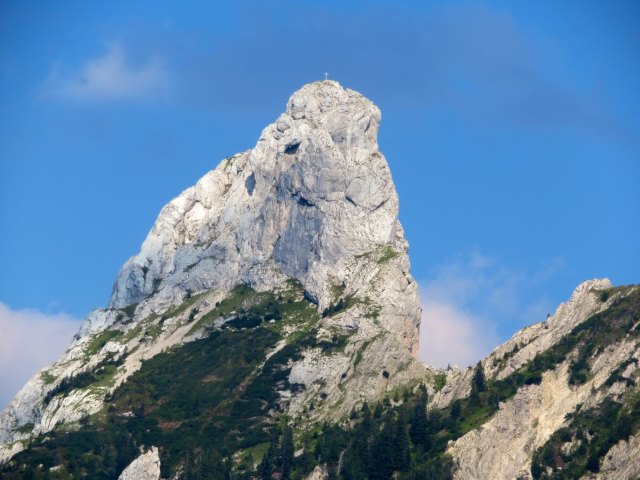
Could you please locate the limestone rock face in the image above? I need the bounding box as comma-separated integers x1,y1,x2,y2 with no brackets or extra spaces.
445,283,640,480
109,80,411,321
431,279,612,409
118,447,161,480
0,80,422,459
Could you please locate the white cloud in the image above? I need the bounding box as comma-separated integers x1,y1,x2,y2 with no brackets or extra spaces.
418,252,564,369
0,303,79,408
41,43,169,102
419,300,499,369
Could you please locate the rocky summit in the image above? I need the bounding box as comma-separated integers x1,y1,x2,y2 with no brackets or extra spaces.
1,82,639,480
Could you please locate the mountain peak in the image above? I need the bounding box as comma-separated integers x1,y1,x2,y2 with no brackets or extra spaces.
108,81,405,318
1,83,424,462
287,79,377,117
283,80,381,156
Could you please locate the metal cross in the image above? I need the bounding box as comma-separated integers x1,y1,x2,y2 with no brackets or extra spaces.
324,72,329,81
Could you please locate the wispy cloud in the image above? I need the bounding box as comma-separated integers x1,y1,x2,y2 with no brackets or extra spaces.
0,303,79,409
40,42,169,102
419,299,499,370
418,252,564,368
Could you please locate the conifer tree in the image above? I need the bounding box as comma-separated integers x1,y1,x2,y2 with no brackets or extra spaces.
362,402,373,437
281,424,295,479
259,432,278,480
472,361,487,393
393,413,411,471
469,361,487,407
369,419,395,480
410,385,429,447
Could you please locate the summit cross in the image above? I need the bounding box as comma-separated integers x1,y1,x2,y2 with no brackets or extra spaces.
324,72,329,80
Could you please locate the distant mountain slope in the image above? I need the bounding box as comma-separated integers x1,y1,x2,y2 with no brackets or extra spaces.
443,281,640,479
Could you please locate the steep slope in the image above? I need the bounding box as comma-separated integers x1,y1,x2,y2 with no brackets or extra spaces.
241,281,638,480
441,281,640,479
0,81,426,469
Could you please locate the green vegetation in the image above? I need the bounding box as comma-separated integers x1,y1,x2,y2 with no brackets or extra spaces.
3,285,638,479
44,354,124,405
531,395,640,478
321,295,356,317
329,281,346,303
15,423,34,434
40,371,56,385
353,244,399,265
256,386,454,480
2,283,321,479
187,283,312,335
377,245,400,264
433,373,447,392
121,303,138,318
363,304,382,320
599,288,613,302
85,330,123,357
162,291,207,321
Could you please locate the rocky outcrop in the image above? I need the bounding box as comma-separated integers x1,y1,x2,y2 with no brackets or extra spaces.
118,447,161,480
4,79,636,478
447,284,640,480
583,432,640,480
305,465,329,480
432,279,612,409
110,80,417,326
0,80,423,459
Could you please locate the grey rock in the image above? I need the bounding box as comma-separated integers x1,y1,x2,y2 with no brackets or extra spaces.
431,279,612,409
118,447,161,480
447,284,640,480
583,432,640,480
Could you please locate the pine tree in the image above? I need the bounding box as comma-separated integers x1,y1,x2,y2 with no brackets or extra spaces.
362,402,373,438
410,386,429,447
469,361,487,407
369,419,395,480
393,413,411,471
200,448,225,480
297,432,315,474
530,453,543,480
450,400,462,418
472,361,487,393
586,449,601,473
281,425,295,480
259,433,278,480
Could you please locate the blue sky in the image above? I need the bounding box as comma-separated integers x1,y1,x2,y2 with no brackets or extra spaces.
0,1,638,402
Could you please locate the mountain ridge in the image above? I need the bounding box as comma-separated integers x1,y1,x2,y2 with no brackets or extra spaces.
1,82,639,480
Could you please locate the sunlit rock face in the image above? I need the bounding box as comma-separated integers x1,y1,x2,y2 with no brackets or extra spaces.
118,447,161,480
110,80,415,322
